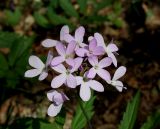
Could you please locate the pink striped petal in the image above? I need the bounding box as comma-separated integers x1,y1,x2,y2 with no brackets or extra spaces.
94,33,105,47
108,53,117,67
25,69,41,78
47,90,59,102
107,43,118,52
29,56,44,69
38,71,48,81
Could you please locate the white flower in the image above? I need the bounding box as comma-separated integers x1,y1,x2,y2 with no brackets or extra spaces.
41,25,69,47
24,51,53,80
108,66,127,92
76,76,104,101
47,90,69,117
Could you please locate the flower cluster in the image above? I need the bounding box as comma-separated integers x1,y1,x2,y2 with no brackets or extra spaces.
24,25,126,117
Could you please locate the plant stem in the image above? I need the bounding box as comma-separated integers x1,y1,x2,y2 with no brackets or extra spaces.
77,95,93,129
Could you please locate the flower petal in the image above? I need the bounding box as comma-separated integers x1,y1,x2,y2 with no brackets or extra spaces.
45,51,53,67
29,56,44,69
112,66,126,81
64,34,74,43
60,25,69,41
106,43,118,52
76,48,88,57
25,69,41,78
80,83,91,101
112,81,123,92
47,104,62,117
75,26,85,43
51,56,65,66
38,71,48,81
76,76,83,85
87,80,104,92
97,69,111,82
92,46,105,56
41,39,57,48
89,38,97,51
51,74,66,88
87,67,96,79
52,64,66,73
88,56,98,66
70,57,83,72
108,53,117,67
66,40,76,54
56,43,66,56
66,74,77,88
98,57,112,68
47,90,59,101
94,33,105,47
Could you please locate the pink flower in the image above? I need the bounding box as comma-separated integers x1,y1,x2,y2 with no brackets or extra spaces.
41,25,69,47
87,56,112,82
108,66,126,92
51,58,82,88
51,41,76,66
92,33,118,67
76,76,104,101
24,51,53,80
64,26,87,48
76,38,104,57
47,90,69,117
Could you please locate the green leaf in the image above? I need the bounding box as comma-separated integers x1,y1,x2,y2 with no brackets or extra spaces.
0,53,9,77
47,7,71,25
34,12,50,28
0,31,20,48
8,36,34,66
8,118,63,129
49,0,59,8
77,0,87,14
59,0,79,17
140,110,160,129
71,96,96,129
119,91,140,129
4,8,21,26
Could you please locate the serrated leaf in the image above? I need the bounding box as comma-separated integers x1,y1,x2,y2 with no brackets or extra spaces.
47,7,71,25
119,91,140,129
4,8,21,26
71,96,95,129
140,110,160,129
34,12,50,28
59,0,79,17
77,0,87,14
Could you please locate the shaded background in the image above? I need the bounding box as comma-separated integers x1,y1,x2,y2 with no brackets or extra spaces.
0,0,160,129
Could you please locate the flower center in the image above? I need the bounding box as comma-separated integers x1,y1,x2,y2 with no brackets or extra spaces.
94,65,99,70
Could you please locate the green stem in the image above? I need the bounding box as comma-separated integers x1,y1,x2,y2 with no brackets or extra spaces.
77,95,93,129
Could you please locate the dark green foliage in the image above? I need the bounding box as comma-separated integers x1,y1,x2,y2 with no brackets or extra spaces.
7,118,63,129
119,91,141,129
71,96,96,129
140,110,160,129
77,0,87,14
